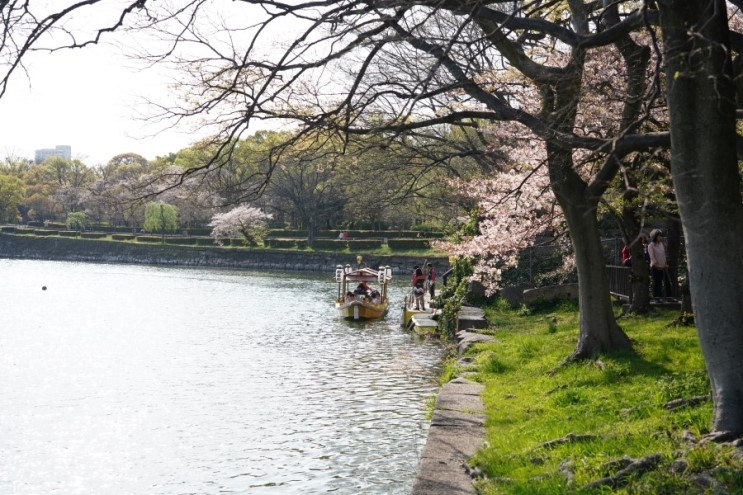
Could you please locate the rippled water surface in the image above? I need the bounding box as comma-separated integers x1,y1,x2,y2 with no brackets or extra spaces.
0,259,443,494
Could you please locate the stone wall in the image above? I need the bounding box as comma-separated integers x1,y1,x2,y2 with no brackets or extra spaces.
522,283,579,304
0,233,447,274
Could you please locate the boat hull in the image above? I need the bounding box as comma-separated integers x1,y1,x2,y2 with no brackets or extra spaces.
336,299,388,320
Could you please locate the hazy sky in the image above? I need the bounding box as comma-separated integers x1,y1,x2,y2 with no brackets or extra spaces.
0,2,312,167
0,39,206,167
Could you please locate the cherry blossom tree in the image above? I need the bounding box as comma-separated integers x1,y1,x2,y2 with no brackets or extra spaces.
208,205,271,246
435,165,564,295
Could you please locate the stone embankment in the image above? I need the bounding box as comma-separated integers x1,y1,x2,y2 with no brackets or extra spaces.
0,233,446,274
412,306,495,495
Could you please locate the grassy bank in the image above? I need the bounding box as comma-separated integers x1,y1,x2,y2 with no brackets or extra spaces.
456,299,743,494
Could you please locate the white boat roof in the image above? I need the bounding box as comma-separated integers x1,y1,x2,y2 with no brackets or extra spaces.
341,266,392,281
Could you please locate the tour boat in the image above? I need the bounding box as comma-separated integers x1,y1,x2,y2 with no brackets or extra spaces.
334,264,392,320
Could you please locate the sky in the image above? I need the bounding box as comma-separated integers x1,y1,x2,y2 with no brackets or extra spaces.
0,40,204,167
0,2,313,168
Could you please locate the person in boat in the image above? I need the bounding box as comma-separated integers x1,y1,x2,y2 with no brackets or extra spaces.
369,289,381,304
345,291,355,302
412,267,426,310
354,280,371,297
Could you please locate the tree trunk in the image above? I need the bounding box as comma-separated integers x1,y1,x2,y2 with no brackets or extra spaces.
622,203,651,313
561,198,634,359
549,150,633,359
658,0,743,437
665,217,682,298
678,277,694,325
306,220,316,248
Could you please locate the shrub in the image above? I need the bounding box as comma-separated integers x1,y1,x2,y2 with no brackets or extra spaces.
317,230,444,239
58,231,79,237
347,239,382,250
318,230,382,239
265,238,299,248
33,229,58,236
1,226,17,233
312,239,351,250
135,235,162,243
80,232,108,239
163,237,197,245
268,229,307,238
194,237,218,246
111,234,135,241
93,225,140,233
186,228,212,236
387,238,431,250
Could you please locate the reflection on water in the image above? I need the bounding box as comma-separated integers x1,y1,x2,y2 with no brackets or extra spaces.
0,259,442,494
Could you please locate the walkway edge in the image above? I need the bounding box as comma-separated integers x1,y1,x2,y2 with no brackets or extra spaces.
412,376,485,494
413,321,495,495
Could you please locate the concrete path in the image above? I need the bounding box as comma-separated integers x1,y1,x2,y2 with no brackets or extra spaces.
412,376,485,494
412,308,495,495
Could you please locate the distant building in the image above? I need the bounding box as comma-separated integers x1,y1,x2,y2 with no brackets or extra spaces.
34,145,72,164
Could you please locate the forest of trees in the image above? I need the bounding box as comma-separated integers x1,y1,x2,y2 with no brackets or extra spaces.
1,1,743,439
0,130,479,237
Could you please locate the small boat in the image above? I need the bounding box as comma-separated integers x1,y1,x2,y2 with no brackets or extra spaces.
335,264,392,320
401,283,439,334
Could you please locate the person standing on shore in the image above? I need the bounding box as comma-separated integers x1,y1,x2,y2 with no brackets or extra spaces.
412,267,427,310
621,239,631,267
426,262,436,299
648,229,669,301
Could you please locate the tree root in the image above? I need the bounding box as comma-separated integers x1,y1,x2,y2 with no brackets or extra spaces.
664,395,709,410
549,355,606,376
702,430,743,444
667,312,695,327
540,432,599,449
581,453,662,490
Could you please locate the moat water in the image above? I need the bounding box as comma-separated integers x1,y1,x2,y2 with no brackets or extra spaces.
0,259,443,494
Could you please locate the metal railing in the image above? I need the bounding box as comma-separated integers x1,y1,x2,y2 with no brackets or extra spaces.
606,265,632,301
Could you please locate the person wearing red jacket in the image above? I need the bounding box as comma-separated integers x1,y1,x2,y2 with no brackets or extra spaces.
620,240,631,267
411,267,426,310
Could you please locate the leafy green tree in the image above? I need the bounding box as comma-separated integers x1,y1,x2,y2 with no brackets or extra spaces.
66,211,86,231
0,173,25,222
143,202,178,235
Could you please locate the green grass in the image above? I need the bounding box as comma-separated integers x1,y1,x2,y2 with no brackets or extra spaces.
454,299,742,494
